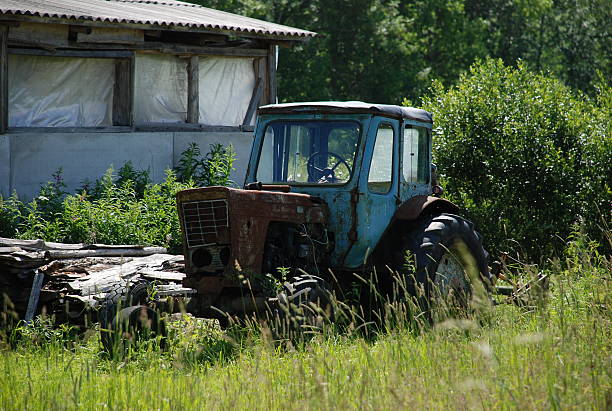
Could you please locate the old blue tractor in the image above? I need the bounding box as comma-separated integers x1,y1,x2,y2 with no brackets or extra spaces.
176,102,493,321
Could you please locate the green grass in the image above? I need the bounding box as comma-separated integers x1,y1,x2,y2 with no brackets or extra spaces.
1,237,610,410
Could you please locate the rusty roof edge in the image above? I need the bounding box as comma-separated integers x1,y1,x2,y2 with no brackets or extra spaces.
0,11,317,41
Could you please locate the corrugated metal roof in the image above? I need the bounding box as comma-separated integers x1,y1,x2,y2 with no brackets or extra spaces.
0,0,316,40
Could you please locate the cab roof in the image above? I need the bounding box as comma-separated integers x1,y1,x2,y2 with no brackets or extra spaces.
258,101,432,123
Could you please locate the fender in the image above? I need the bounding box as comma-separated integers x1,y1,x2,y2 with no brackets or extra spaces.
393,195,459,221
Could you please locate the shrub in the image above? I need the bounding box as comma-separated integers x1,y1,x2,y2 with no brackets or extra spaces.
422,59,611,260
0,142,237,252
175,142,236,187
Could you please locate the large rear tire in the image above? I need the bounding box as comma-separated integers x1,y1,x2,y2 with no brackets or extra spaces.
399,213,492,319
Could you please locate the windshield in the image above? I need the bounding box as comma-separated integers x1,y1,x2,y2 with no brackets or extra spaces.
255,121,360,184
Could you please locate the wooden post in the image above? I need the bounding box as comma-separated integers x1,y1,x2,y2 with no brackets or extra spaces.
242,77,264,126
0,26,8,134
257,57,267,105
113,57,133,126
25,271,44,324
187,55,199,124
267,45,277,104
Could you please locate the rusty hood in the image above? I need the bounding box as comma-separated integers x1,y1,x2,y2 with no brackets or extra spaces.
176,186,328,276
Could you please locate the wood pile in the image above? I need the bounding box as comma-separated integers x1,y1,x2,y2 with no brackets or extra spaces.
0,238,190,324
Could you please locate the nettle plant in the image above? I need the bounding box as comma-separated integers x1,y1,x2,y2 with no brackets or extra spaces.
175,142,237,187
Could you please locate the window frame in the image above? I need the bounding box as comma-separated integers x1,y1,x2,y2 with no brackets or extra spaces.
367,121,396,195
401,122,431,185
1,46,271,134
254,119,363,187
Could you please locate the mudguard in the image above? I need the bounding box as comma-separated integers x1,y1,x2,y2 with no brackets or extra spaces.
394,195,459,221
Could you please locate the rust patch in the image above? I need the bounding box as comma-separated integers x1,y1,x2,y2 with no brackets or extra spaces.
177,186,329,285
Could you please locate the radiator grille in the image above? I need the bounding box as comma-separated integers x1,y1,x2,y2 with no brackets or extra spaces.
182,199,228,247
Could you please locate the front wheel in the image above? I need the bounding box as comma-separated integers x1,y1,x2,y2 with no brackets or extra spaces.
400,213,492,319
268,275,334,342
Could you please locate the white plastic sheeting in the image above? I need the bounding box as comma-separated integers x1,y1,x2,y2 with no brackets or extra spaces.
198,56,255,126
8,55,114,127
134,53,187,123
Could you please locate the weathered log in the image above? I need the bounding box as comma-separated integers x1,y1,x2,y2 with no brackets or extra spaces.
67,254,178,296
139,270,185,282
47,247,167,259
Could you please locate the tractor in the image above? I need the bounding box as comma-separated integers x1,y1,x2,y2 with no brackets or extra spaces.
176,101,493,324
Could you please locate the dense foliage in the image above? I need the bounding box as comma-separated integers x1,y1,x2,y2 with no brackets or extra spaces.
196,0,610,103
423,59,611,259
0,143,236,253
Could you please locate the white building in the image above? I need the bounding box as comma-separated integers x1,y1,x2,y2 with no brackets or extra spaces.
0,0,315,198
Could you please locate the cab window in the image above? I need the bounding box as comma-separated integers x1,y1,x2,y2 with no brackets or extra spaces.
402,126,429,183
368,123,395,194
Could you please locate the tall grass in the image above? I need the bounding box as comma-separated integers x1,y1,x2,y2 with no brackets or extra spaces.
1,230,609,410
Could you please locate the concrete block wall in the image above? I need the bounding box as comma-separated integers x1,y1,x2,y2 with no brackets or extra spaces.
0,131,254,199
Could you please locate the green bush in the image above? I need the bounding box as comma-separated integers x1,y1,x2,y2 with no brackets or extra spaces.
0,142,238,253
422,59,611,260
13,170,194,253
175,142,236,187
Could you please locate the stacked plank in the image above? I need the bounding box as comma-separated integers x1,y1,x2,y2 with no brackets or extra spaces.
0,238,189,322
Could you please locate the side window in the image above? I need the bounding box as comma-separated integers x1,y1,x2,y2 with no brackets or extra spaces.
402,126,429,183
368,123,394,194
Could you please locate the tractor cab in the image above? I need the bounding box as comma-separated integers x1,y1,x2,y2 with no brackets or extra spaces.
245,101,436,269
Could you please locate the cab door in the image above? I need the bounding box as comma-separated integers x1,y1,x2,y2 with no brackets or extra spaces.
344,117,399,268
399,122,432,202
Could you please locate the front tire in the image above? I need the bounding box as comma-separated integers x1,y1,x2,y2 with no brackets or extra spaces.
268,275,334,342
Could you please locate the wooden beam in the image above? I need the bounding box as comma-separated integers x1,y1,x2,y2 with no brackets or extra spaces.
113,58,133,126
8,48,132,58
243,77,263,126
0,26,8,134
0,21,20,28
187,55,199,124
8,126,133,133
267,45,277,104
8,37,268,56
7,124,249,133
69,25,92,35
152,43,267,57
135,124,243,132
257,57,268,106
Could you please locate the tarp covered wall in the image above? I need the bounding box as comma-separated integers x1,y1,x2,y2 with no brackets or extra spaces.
198,56,255,126
134,53,188,123
133,53,255,126
8,55,114,127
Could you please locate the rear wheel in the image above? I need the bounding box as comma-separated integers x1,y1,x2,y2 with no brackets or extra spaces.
399,213,492,319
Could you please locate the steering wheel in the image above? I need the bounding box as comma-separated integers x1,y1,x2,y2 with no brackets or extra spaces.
306,151,352,183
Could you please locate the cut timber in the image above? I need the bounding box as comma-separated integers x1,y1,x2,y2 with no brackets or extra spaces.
67,253,179,297
140,270,185,282
0,238,186,318
0,238,167,255
47,247,166,259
